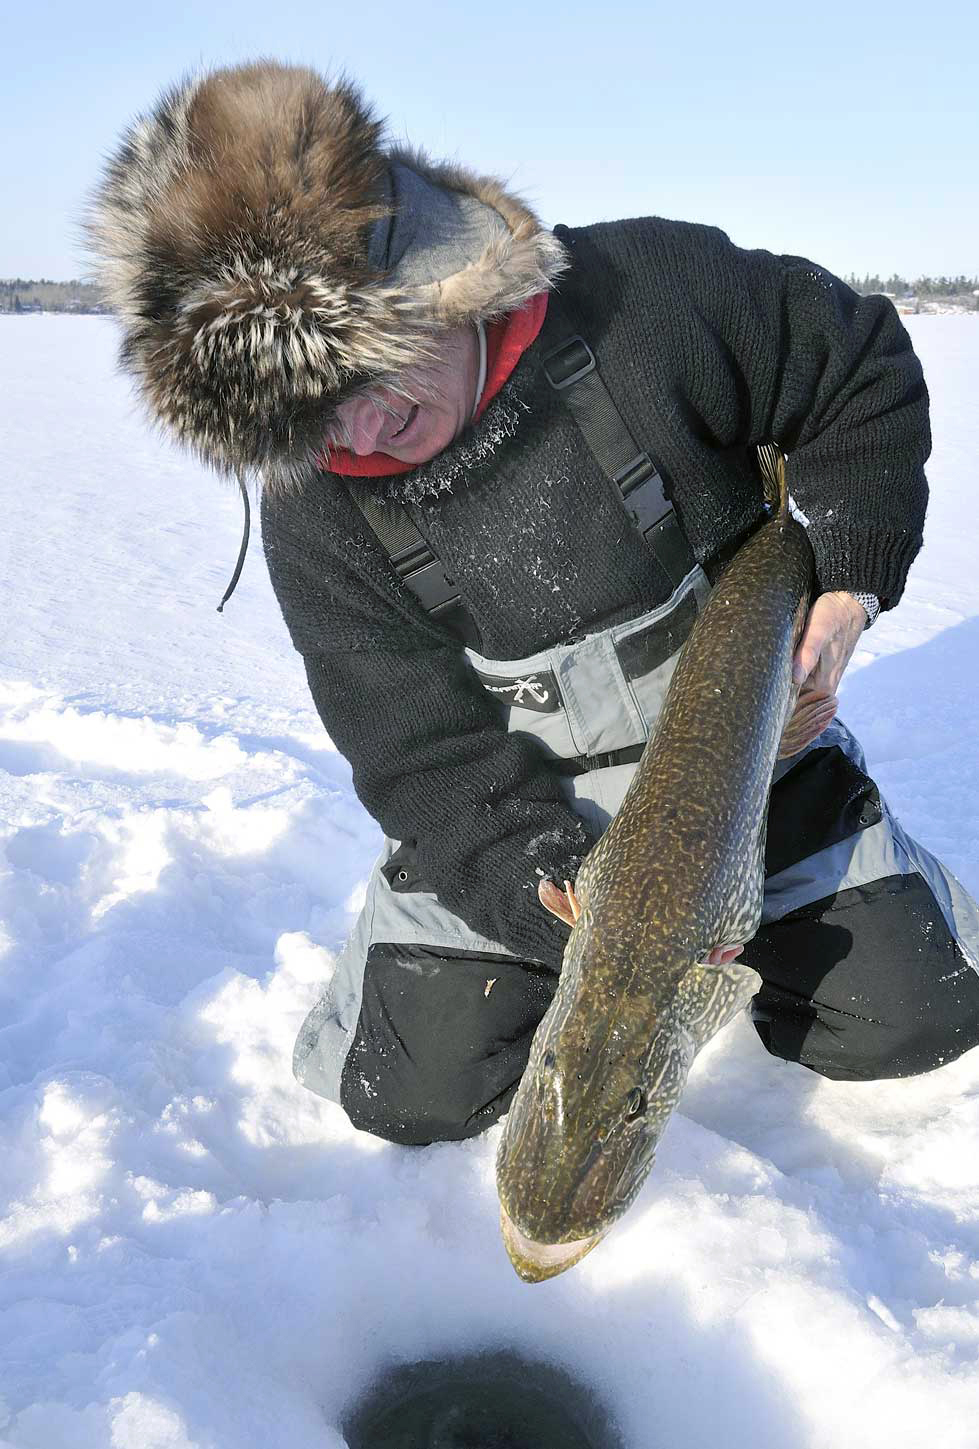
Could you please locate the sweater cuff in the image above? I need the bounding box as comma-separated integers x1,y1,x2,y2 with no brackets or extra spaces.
806,522,922,613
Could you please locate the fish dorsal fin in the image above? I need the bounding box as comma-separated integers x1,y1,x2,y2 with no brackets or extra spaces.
757,442,788,520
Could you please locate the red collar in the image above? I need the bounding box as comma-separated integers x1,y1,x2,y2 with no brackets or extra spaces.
317,292,549,477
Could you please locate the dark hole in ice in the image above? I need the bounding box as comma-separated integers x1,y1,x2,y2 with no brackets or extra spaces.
342,1349,624,1449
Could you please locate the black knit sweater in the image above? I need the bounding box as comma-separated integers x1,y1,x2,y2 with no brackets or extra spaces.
261,216,930,971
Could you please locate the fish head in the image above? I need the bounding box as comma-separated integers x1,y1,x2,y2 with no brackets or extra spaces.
497,916,688,1281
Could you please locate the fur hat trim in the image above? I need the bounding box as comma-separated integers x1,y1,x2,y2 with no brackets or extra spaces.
82,60,567,489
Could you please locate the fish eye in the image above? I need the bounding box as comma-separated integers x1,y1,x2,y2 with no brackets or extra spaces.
625,1087,646,1121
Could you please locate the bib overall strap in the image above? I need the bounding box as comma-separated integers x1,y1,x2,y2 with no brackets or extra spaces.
345,485,483,650
538,293,695,591
344,288,696,644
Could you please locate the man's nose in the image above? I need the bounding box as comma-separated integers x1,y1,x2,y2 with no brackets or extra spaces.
337,394,388,456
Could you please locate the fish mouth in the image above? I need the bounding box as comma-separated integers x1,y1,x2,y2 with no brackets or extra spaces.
499,1205,604,1283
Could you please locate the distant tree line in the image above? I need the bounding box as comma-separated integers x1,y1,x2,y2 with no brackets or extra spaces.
843,273,979,300
0,279,108,314
3,273,977,315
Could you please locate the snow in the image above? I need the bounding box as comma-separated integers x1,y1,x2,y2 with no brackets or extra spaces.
2,314,979,1448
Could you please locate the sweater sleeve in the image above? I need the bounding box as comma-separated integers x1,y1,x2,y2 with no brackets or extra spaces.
618,217,931,611
260,480,593,971
746,246,930,609
570,217,929,611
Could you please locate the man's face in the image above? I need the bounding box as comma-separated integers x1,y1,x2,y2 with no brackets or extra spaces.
331,324,480,465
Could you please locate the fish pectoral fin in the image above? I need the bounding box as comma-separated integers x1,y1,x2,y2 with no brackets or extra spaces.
779,688,838,759
564,879,582,922
537,876,580,927
681,956,762,1046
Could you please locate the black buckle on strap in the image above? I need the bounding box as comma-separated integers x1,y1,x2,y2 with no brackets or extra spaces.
541,335,596,391
552,742,648,776
613,452,657,493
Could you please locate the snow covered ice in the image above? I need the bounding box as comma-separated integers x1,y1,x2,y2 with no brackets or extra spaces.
2,314,979,1448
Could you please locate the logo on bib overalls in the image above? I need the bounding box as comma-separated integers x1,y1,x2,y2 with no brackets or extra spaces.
473,668,560,713
487,677,550,705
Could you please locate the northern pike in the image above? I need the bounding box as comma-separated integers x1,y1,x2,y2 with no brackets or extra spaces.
496,446,832,1282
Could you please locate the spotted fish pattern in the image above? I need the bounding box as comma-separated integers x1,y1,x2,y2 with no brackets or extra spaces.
496,451,814,1279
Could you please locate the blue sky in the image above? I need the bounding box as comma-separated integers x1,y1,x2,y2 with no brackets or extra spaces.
3,0,976,281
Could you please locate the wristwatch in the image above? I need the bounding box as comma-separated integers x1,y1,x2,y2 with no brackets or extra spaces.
848,591,880,629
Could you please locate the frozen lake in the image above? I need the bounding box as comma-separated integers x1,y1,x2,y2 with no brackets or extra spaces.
2,314,979,1449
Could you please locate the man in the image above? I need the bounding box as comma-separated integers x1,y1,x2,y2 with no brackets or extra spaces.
86,59,979,1155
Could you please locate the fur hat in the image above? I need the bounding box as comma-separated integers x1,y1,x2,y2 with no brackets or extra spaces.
82,59,567,490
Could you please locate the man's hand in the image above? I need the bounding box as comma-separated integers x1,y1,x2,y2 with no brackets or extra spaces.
794,590,868,694
780,591,867,757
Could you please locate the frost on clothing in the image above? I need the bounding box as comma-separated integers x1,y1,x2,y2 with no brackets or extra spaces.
262,215,930,971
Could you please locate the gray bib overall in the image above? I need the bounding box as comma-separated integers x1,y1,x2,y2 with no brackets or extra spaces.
294,563,979,1118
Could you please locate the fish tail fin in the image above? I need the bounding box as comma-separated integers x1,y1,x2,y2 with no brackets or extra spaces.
757,442,788,521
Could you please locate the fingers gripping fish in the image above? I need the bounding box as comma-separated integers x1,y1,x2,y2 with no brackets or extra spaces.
495,446,815,1282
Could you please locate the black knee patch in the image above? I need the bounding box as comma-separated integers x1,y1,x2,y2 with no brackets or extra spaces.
339,944,556,1145
766,743,881,877
745,873,979,1081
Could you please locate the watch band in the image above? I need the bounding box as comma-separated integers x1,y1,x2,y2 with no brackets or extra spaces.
849,591,880,628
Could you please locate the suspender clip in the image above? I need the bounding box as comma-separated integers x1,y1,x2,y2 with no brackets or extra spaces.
613,451,657,493
541,335,596,391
